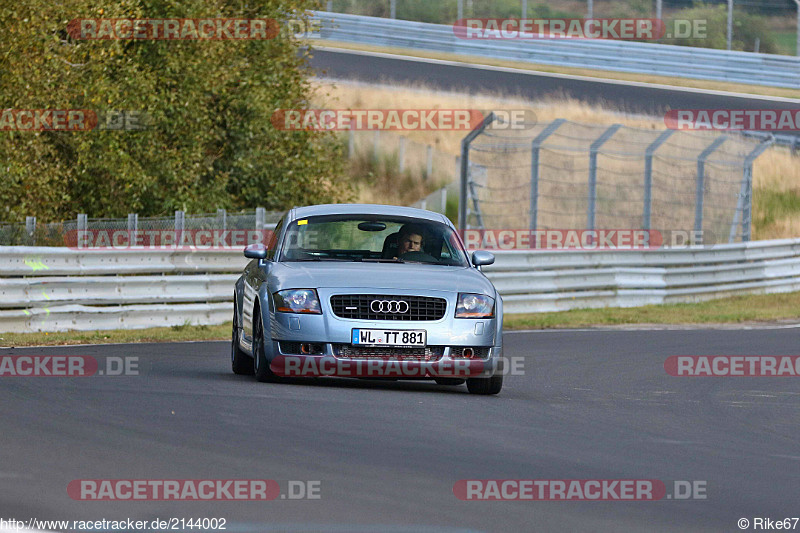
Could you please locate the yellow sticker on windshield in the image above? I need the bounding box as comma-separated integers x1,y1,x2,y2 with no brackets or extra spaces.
297,220,308,225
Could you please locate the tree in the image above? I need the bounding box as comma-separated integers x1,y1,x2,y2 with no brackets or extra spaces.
0,0,352,222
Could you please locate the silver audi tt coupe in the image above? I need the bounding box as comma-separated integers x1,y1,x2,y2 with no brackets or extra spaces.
230,203,503,394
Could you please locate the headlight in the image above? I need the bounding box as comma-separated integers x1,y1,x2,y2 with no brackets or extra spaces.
455,293,494,318
273,289,322,314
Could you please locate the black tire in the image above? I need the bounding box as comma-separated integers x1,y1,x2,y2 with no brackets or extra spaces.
435,378,466,386
253,309,279,383
231,303,254,375
466,374,503,395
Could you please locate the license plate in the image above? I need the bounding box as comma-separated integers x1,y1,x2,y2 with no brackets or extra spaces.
351,329,426,347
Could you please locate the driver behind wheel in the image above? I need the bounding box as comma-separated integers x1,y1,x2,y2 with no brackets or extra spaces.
395,223,425,258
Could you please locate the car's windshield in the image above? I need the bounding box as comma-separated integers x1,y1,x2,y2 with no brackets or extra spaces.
279,215,469,266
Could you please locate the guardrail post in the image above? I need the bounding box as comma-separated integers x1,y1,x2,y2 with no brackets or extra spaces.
441,186,447,214
588,124,622,232
326,0,332,11
217,208,227,231
459,113,495,231
255,207,266,230
457,0,463,19
530,119,566,233
696,135,727,242
390,0,396,18
398,136,406,173
730,137,774,242
372,130,380,163
643,130,674,230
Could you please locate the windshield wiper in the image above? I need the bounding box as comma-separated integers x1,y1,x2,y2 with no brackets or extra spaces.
288,257,353,262
362,258,404,263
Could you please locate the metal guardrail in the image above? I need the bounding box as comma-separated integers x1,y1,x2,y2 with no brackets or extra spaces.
2,238,800,332
312,11,800,90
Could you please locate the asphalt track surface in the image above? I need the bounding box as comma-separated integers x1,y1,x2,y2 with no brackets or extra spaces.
2,327,800,532
309,48,800,119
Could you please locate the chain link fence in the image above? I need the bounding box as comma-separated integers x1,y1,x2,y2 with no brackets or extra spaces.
460,118,775,243
0,209,283,247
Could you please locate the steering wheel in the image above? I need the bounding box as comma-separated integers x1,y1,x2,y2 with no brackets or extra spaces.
398,251,438,263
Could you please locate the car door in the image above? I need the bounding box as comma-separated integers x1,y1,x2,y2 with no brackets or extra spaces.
242,216,284,341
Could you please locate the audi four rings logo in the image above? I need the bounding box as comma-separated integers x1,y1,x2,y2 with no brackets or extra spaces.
370,300,410,313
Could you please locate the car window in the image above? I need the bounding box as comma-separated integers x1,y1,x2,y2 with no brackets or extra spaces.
265,217,283,260
280,215,469,266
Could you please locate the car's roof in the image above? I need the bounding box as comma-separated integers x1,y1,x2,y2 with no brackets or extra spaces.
289,203,450,225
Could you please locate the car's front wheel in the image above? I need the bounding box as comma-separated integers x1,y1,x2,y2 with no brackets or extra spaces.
253,308,279,383
231,302,254,375
466,374,503,395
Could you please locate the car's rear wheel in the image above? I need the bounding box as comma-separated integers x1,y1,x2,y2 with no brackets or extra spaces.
435,378,466,386
231,303,254,375
253,309,279,383
466,374,503,395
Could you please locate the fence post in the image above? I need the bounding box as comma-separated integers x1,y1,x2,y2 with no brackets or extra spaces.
459,113,495,231
372,130,380,164
588,124,622,232
398,136,406,173
348,130,355,159
696,136,727,242
255,207,266,230
217,208,227,231
77,214,88,249
127,213,138,245
530,119,566,234
174,210,185,236
643,130,674,230
25,216,36,246
730,137,774,242
425,145,433,181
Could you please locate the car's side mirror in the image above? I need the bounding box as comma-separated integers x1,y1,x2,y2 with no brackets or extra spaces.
471,250,495,267
244,243,268,260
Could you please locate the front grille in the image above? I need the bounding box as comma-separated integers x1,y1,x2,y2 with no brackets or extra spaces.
330,294,447,321
333,344,444,361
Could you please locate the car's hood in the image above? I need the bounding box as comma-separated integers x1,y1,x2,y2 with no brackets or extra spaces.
270,262,495,295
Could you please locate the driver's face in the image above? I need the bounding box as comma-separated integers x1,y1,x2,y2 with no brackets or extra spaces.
398,233,422,255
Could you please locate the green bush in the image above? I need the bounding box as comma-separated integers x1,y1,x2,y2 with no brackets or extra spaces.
664,4,778,53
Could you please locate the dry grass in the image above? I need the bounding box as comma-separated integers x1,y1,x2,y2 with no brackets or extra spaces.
310,79,800,238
